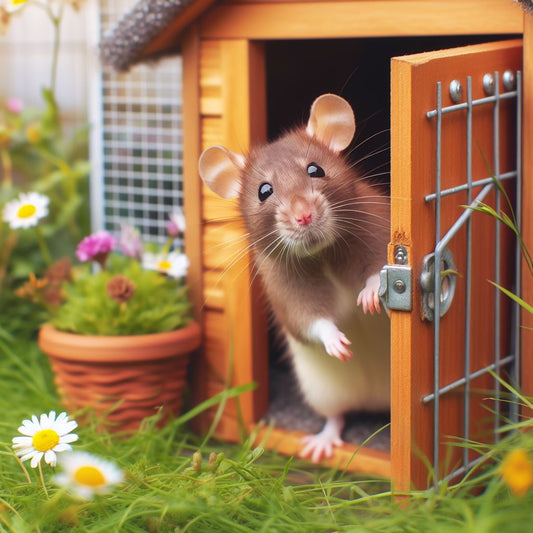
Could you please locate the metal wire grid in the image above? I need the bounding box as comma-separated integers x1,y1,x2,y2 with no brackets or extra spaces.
424,71,522,484
94,0,184,245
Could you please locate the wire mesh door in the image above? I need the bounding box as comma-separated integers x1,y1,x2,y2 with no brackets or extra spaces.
390,39,523,490
423,69,522,484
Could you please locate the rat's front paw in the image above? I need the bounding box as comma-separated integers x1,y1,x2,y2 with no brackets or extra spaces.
309,319,352,361
323,330,352,362
357,273,381,314
300,416,344,463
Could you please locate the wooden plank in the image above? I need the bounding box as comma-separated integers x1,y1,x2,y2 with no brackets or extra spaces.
203,222,249,271
141,0,218,59
200,41,223,116
203,269,226,309
391,39,522,490
203,187,242,222
194,39,269,436
217,39,269,427
182,25,204,322
200,0,523,40
201,117,223,150
254,426,392,477
522,14,533,400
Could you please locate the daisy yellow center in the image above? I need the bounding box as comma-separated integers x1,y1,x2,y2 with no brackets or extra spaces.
32,429,60,452
17,204,37,219
73,465,106,487
158,260,171,270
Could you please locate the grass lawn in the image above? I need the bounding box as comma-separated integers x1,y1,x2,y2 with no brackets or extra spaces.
2,301,533,532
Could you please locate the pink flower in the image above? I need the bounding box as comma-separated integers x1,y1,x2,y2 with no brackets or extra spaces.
76,231,116,264
6,97,23,114
118,223,143,260
166,210,186,237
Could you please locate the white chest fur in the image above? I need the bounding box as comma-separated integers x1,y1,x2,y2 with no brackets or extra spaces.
286,269,390,419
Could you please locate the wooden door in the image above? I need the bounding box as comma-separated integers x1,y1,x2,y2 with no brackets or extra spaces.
390,39,523,490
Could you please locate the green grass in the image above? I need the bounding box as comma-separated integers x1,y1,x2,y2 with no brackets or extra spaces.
1,308,533,532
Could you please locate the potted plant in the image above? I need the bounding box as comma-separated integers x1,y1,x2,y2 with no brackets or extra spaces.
10,198,201,432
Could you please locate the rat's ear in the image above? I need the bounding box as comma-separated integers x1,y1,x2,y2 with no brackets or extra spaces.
198,145,245,199
306,94,356,153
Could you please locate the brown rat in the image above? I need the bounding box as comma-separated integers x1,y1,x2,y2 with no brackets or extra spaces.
199,94,390,463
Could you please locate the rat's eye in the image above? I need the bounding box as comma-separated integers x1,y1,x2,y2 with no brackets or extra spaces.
258,182,274,202
307,162,325,178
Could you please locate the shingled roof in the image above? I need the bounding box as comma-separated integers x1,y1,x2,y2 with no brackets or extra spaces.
101,0,532,72
100,0,199,72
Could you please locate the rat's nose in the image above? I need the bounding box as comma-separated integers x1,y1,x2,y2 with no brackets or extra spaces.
296,212,313,226
291,196,313,226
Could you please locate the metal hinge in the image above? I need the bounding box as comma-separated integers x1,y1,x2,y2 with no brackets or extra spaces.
379,245,412,312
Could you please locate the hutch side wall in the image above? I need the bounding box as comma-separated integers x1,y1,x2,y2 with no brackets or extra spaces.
184,33,269,438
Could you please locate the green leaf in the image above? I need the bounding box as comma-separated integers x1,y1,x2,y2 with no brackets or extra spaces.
489,281,533,315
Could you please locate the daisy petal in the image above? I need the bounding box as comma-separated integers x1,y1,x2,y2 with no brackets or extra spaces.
12,443,32,451
18,426,35,437
20,419,37,434
44,450,57,467
12,436,32,446
30,452,44,468
60,433,79,444
77,486,95,500
48,410,56,424
53,443,73,453
19,450,37,462
55,412,68,424
59,420,78,435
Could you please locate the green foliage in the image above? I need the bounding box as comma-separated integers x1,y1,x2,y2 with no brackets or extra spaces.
2,330,533,532
1,0,90,304
51,256,192,336
0,89,90,295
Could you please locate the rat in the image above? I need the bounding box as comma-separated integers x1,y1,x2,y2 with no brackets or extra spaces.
198,93,390,463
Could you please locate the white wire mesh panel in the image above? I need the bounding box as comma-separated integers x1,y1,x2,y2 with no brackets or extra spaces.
97,0,183,245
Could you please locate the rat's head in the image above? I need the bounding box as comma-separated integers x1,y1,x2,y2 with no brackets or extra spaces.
199,94,358,258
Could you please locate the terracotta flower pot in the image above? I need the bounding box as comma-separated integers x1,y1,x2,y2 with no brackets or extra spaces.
38,322,202,432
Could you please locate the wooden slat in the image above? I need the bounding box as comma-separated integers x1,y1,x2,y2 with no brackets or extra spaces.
522,14,533,401
203,269,226,309
203,187,242,222
391,39,522,490
182,25,204,322
193,39,269,437
200,0,523,40
201,117,223,149
200,40,223,116
254,426,392,478
203,222,249,271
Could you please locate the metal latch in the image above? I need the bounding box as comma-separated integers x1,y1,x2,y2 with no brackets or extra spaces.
379,246,412,312
420,246,457,321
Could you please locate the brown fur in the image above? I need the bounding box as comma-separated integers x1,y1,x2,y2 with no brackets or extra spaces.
238,128,390,342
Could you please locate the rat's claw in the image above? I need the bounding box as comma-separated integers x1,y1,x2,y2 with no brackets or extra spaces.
300,416,344,463
301,435,337,463
309,319,353,361
324,331,352,361
357,274,382,315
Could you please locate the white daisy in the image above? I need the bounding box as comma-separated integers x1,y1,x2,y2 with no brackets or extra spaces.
12,410,79,468
53,451,124,500
2,192,49,229
142,251,189,279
